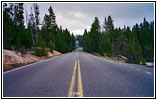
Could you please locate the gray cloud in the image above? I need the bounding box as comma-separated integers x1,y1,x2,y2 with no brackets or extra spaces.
24,3,154,35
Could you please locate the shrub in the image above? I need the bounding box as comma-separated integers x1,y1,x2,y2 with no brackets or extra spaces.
34,46,42,56
98,47,104,56
140,57,146,65
42,48,48,57
48,40,54,53
106,53,112,57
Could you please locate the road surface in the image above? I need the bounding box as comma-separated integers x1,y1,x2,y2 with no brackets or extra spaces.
3,51,154,97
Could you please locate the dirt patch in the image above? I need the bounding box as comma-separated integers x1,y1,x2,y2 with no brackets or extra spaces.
3,63,28,71
3,49,62,72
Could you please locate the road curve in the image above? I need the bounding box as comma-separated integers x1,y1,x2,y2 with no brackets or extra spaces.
3,51,154,97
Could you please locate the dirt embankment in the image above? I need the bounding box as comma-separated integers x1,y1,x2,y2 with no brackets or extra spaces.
3,49,62,71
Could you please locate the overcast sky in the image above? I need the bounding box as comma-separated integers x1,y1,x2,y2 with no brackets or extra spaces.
24,3,154,35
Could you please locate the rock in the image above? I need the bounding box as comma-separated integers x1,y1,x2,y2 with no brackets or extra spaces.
118,55,128,61
145,62,154,66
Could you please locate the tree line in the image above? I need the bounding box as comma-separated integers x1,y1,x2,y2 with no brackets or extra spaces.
80,16,154,64
3,3,76,55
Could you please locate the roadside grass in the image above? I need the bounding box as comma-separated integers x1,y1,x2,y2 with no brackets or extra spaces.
87,52,153,67
100,56,126,63
91,53,126,63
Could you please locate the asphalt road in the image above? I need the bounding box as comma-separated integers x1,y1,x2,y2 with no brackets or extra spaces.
3,51,154,97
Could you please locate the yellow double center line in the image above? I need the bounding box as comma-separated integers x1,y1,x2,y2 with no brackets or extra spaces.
67,59,83,97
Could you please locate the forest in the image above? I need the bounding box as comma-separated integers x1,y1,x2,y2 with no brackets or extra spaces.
3,3,76,56
3,3,154,64
79,16,154,64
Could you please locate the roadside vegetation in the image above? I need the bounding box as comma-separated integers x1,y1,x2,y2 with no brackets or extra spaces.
78,16,154,64
3,3,76,56
3,3,154,65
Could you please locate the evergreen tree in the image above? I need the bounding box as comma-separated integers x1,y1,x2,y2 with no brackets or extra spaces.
103,16,115,54
15,35,22,50
103,33,111,56
3,3,15,49
48,6,56,27
90,17,101,52
82,29,92,52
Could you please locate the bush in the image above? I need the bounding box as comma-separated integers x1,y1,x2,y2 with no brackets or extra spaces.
140,57,146,64
98,47,104,56
106,53,112,57
48,40,54,53
34,46,48,57
34,46,42,56
42,48,48,57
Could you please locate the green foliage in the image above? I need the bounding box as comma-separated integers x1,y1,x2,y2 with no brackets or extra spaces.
82,29,92,52
3,6,15,49
41,6,76,53
3,3,32,50
126,40,142,64
15,35,22,50
82,17,101,53
143,45,154,62
140,57,147,64
34,40,48,57
98,47,104,56
104,16,115,54
103,33,111,55
55,28,75,53
48,40,54,53
3,4,154,64
90,17,101,52
41,40,48,57
21,29,33,48
34,46,42,56
3,4,75,54
81,16,154,64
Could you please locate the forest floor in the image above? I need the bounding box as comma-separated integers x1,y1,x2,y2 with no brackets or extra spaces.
3,49,62,72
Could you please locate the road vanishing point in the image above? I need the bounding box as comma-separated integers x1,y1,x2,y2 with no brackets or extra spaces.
3,51,154,97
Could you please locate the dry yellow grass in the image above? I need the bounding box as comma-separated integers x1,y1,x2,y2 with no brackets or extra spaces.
91,53,126,63
101,56,125,63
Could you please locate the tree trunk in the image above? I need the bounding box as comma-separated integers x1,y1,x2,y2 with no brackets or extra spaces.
30,28,35,46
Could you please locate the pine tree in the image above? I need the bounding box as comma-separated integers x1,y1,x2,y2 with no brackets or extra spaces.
90,17,101,52
3,3,14,49
48,6,56,27
103,16,115,55
15,35,22,50
103,33,111,56
82,29,92,52
48,6,57,45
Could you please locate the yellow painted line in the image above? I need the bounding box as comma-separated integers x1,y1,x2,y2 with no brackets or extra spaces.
77,59,84,97
67,60,77,97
